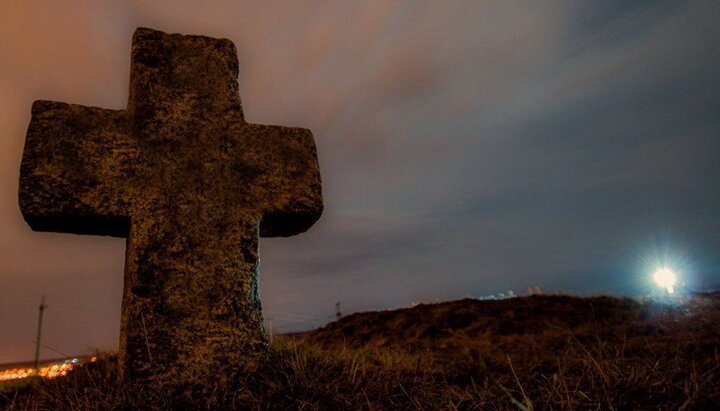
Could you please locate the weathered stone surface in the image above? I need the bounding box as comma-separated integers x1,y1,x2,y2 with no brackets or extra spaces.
19,28,323,387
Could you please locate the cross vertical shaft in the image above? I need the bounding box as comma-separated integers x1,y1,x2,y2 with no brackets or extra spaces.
19,28,323,389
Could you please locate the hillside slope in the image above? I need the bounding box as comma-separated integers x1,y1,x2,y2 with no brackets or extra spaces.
3,293,719,409
305,295,649,348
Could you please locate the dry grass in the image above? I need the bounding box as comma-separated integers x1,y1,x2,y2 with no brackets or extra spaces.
2,293,719,409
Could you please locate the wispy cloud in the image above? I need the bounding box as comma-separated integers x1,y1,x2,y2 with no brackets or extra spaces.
1,0,718,362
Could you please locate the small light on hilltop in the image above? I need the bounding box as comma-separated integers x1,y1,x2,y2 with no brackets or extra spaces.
653,267,677,294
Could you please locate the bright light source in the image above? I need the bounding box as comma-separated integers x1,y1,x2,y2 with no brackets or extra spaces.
653,267,677,294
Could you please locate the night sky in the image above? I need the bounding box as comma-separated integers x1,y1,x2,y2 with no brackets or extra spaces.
1,1,719,364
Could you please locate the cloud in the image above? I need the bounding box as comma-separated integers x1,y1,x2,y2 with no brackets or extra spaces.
1,0,719,361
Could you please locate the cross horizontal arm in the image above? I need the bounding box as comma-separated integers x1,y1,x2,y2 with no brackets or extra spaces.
20,100,136,237
240,123,323,237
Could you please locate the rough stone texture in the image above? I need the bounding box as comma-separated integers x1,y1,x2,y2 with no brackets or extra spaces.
19,28,323,388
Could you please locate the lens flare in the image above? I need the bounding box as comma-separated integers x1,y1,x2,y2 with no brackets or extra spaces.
653,267,677,294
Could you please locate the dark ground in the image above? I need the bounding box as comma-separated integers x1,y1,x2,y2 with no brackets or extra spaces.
2,292,719,409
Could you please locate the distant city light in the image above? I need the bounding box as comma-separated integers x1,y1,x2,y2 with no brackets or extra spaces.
1,357,99,382
653,267,677,294
0,361,76,381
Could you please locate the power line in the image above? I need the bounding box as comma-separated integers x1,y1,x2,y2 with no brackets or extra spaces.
32,341,70,358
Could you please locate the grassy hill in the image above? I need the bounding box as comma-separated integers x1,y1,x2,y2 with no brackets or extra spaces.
2,293,719,409
305,294,645,347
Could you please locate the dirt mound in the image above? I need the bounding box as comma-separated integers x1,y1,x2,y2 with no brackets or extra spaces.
303,293,716,349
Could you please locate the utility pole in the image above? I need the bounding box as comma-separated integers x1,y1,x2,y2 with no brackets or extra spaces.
335,302,342,320
33,296,47,372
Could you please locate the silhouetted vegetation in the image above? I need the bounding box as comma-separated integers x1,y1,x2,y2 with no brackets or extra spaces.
2,293,719,409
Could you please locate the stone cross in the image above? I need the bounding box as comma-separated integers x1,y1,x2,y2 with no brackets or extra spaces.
19,28,323,387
